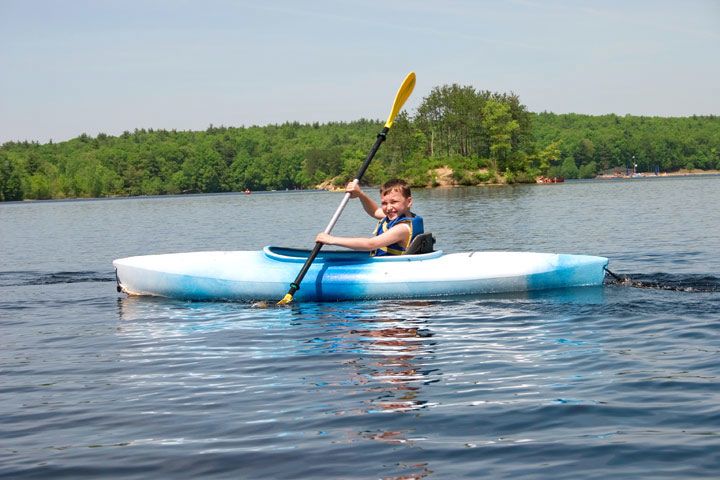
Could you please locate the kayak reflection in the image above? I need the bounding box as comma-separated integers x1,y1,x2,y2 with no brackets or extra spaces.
347,315,437,414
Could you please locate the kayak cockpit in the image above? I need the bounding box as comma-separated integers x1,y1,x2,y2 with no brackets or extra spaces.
263,246,443,263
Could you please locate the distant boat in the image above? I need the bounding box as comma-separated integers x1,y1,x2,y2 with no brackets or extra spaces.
536,176,565,184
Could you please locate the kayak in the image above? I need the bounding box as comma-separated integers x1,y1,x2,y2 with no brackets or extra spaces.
113,246,609,302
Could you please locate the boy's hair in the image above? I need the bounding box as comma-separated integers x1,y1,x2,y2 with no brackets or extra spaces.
379,178,411,198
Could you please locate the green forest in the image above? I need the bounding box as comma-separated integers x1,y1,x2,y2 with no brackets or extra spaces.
1,84,718,201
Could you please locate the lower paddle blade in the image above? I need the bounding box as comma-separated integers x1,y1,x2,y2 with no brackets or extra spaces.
277,293,293,305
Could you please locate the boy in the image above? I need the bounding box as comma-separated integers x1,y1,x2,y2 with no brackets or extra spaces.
315,179,424,256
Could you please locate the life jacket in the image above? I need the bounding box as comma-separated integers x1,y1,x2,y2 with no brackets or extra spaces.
372,213,424,256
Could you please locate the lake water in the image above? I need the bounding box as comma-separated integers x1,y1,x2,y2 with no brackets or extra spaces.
1,176,719,479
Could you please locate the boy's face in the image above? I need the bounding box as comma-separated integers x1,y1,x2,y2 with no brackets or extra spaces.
380,189,413,220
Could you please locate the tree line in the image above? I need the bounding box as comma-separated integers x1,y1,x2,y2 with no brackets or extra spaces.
1,84,718,201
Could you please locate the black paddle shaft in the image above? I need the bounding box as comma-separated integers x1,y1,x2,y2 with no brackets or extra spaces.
354,127,389,182
285,127,389,298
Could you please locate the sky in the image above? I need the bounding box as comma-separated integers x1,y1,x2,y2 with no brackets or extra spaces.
1,0,718,144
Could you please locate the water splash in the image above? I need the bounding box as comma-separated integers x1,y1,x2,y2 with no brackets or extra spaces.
606,271,720,293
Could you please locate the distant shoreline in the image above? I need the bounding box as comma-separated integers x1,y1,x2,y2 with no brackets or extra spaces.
3,169,717,203
595,168,720,180
317,168,720,192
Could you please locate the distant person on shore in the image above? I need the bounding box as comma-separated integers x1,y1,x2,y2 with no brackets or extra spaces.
315,179,424,256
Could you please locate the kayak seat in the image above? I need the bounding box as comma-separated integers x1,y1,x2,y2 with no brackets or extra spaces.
406,232,436,255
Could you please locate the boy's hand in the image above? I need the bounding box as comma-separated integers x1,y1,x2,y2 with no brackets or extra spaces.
316,232,333,245
345,181,362,198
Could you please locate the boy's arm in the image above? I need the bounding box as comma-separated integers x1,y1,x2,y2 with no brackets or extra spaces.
347,182,384,219
317,224,410,251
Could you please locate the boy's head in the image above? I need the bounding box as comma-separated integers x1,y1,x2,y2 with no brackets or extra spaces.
379,179,413,220
379,179,411,198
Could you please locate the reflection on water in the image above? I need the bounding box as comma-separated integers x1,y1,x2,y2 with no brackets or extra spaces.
113,292,616,469
116,295,301,335
115,292,611,417
117,297,440,413
347,319,436,414
115,296,442,477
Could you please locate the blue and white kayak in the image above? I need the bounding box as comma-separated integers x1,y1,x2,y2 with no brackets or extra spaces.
113,246,609,302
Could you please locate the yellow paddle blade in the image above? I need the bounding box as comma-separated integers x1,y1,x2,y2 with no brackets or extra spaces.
277,293,294,305
384,71,416,129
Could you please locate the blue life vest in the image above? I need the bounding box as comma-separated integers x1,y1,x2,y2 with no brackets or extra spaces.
372,213,424,256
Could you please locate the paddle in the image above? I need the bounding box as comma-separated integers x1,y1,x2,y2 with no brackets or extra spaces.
277,72,416,305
